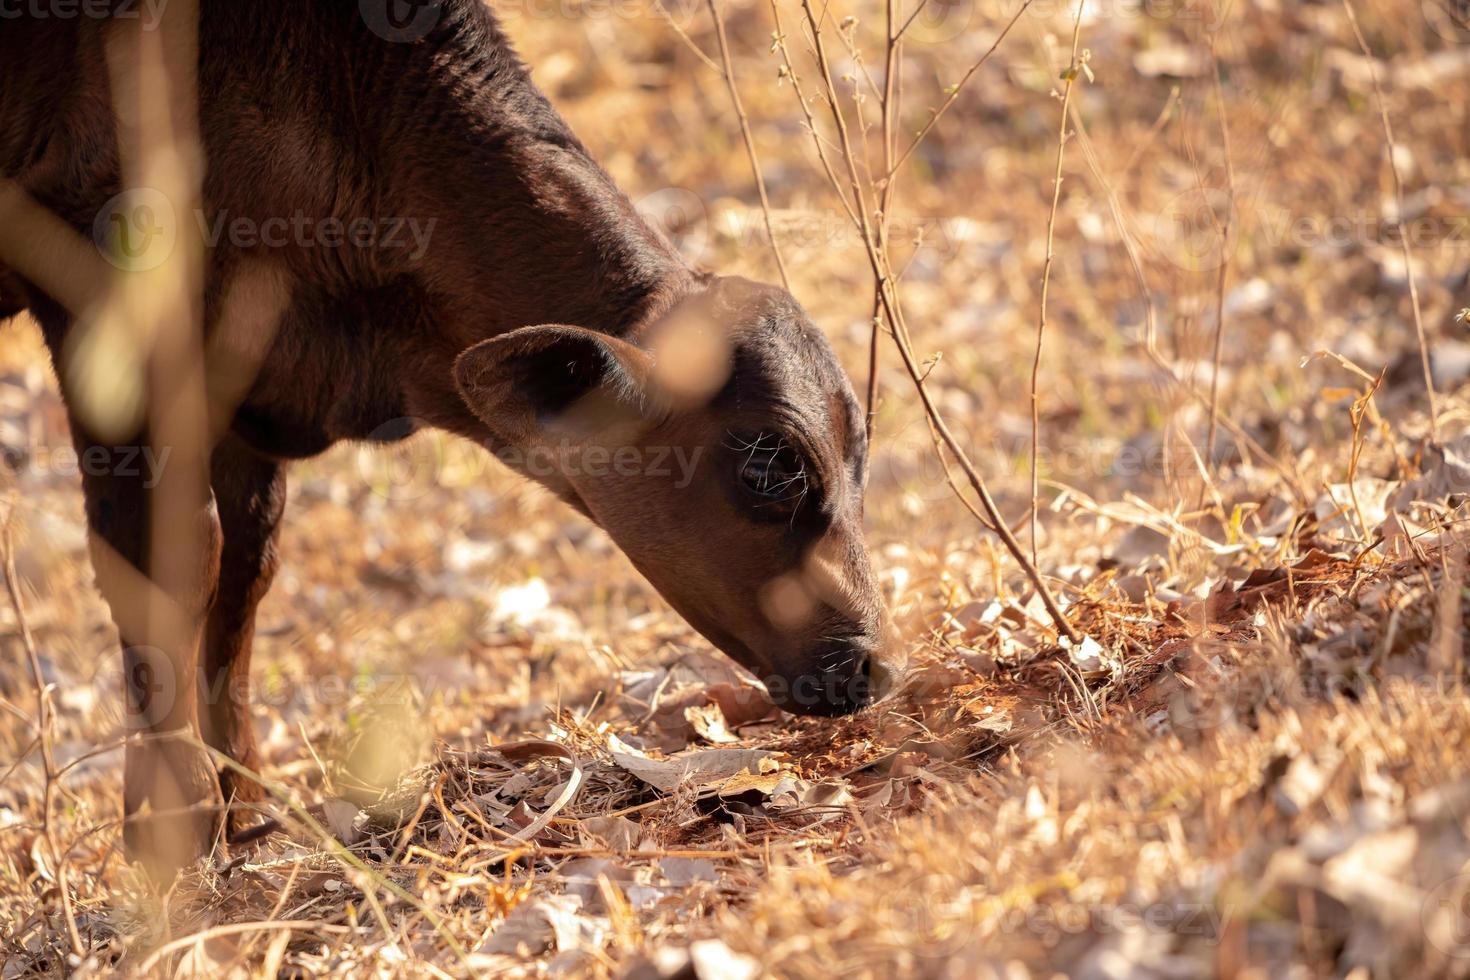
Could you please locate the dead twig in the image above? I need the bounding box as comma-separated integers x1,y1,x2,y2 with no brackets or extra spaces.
866,0,905,445
884,0,1036,182
707,0,790,291
135,920,354,976
1030,3,1087,564
1341,0,1438,441
1347,366,1388,543
2,507,84,959
781,0,1081,643
1203,4,1237,471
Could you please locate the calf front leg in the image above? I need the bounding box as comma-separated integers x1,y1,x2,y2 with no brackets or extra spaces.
199,435,286,838
78,434,225,880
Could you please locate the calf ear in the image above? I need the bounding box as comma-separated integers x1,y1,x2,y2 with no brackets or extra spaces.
453,325,661,442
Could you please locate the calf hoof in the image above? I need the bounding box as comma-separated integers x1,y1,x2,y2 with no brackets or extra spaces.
227,816,282,848
220,768,277,848
123,739,225,884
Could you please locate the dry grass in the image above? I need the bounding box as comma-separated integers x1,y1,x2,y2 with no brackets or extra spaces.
4,0,1470,976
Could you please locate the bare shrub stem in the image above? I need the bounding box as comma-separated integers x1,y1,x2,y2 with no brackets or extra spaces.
885,0,1036,182
3,510,83,956
866,0,905,444
1065,104,1309,504
774,0,1081,642
1341,0,1438,440
707,0,790,291
1030,2,1087,564
1204,16,1236,470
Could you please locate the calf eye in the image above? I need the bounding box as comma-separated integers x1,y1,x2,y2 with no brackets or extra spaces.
731,433,808,504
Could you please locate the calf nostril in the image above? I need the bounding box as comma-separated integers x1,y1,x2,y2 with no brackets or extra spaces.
864,655,898,704
853,655,874,705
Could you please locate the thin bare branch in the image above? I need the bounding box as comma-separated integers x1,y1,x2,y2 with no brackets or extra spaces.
3,508,83,957
886,0,1035,182
787,0,1080,642
707,0,791,291
1066,102,1310,503
1341,0,1438,440
1204,14,1237,470
866,0,905,445
653,0,722,74
800,0,876,246
768,2,860,226
1030,3,1086,564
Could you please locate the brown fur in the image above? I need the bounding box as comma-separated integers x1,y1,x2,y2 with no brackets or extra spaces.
0,0,900,878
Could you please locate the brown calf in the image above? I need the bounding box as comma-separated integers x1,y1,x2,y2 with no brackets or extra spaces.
0,0,901,878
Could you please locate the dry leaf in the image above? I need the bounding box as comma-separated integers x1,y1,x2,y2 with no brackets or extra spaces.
478,894,607,957
322,797,362,846
580,815,642,851
660,857,718,886
685,703,738,744
608,734,783,794
688,939,761,980
717,766,788,798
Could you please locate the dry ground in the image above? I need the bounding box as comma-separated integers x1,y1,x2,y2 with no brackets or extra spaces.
4,0,1470,976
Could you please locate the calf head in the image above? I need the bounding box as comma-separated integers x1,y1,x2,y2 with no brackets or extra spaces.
454,276,901,715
